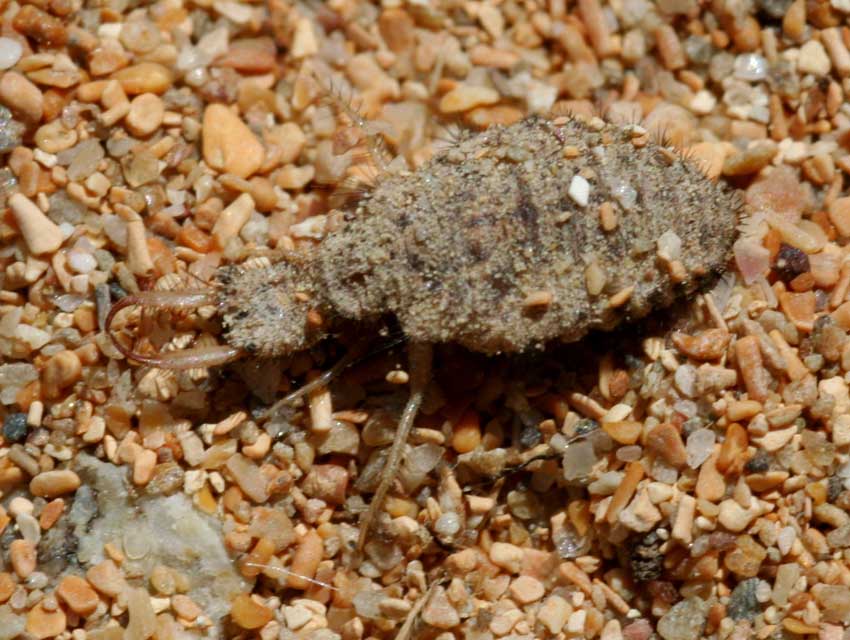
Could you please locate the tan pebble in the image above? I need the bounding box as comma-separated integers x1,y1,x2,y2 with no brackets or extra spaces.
671,494,696,544
267,122,305,165
56,575,99,616
0,71,43,122
125,93,164,137
722,142,777,176
10,539,36,578
113,62,173,94
451,410,481,453
798,40,831,75
86,560,125,597
718,498,759,532
605,461,644,524
290,17,318,58
211,193,256,249
754,424,796,452
249,177,278,212
30,469,81,498
125,587,157,639
231,594,273,630
489,541,523,573
9,193,63,255
275,164,314,190
133,449,157,485
287,529,323,589
538,594,571,634
172,594,202,621
716,423,748,475
0,572,14,604
421,585,460,630
439,85,500,113
26,602,66,640
601,420,642,445
672,329,730,361
42,350,82,399
509,575,545,604
687,142,727,179
34,120,77,154
645,423,687,468
379,8,415,53
695,449,725,501
828,197,850,238
38,498,65,531
203,104,265,178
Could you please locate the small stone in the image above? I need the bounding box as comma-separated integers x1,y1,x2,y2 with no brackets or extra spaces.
56,575,99,616
718,498,759,532
283,604,311,629
42,350,82,398
509,575,545,604
0,72,43,122
646,423,688,468
125,93,164,137
86,560,125,597
268,122,305,165
224,454,268,503
724,535,767,578
672,329,730,360
685,428,715,469
727,578,761,620
125,587,157,639
439,85,500,113
657,597,709,640
172,594,202,621
231,594,273,630
290,17,318,58
9,539,36,578
569,175,590,207
29,469,81,498
619,488,662,532
815,585,850,624
489,542,523,573
26,602,66,640
0,39,22,70
538,595,571,634
202,104,265,178
798,40,831,75
772,563,799,606
9,193,63,255
113,62,173,94
301,464,348,505
421,586,460,630
3,413,27,443
722,142,777,176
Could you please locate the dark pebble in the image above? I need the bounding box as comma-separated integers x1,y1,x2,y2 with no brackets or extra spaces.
727,578,762,620
774,243,810,282
3,412,28,443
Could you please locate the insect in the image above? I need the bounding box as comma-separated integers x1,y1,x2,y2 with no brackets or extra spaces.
107,110,741,549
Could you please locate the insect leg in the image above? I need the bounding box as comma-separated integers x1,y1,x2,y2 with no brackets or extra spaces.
106,290,242,369
358,341,433,550
259,341,369,420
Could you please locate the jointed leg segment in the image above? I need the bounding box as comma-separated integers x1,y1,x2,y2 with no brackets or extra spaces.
358,341,433,549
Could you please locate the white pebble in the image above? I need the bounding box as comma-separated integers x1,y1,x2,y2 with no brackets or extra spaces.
568,175,590,207
67,249,97,274
0,37,23,70
16,512,41,543
685,428,716,469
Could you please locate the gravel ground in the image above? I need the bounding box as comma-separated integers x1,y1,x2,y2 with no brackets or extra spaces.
2,0,850,639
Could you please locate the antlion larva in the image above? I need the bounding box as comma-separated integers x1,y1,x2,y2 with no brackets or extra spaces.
108,114,742,547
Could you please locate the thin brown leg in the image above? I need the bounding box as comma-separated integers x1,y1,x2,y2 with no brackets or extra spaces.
358,341,433,550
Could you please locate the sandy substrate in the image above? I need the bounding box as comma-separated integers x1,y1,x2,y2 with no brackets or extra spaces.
2,0,850,638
